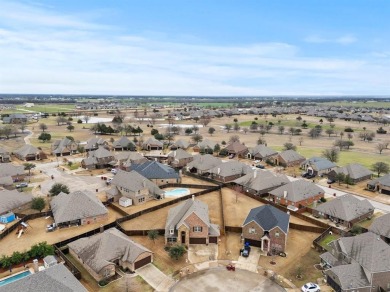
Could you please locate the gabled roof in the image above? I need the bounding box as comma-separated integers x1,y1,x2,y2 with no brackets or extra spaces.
165,198,219,237
197,139,216,149
0,147,9,155
171,139,189,149
112,136,135,148
50,190,108,224
243,205,290,233
233,170,290,192
52,137,76,154
315,194,374,222
110,170,163,195
0,163,24,177
329,232,390,273
130,160,180,180
269,180,324,202
209,161,252,177
88,146,115,159
225,141,248,153
0,263,88,292
167,149,193,160
301,157,337,171
333,163,372,179
328,263,371,290
367,173,390,187
369,213,390,239
278,150,305,163
116,151,145,163
85,137,106,150
14,144,40,157
142,137,163,147
187,154,222,172
68,228,151,274
0,189,33,215
249,144,277,158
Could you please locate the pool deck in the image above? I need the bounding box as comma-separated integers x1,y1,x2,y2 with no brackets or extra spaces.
0,268,34,286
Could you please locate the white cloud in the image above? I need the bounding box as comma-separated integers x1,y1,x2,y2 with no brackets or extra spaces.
304,34,357,45
0,1,388,95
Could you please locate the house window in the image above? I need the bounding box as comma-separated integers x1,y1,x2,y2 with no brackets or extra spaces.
138,197,145,203
167,238,177,242
249,228,256,234
275,231,280,237
193,226,202,232
170,229,174,235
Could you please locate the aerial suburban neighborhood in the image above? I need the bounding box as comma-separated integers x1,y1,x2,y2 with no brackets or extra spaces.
0,96,389,292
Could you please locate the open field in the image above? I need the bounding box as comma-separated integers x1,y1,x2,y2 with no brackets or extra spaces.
1,104,76,114
322,101,390,108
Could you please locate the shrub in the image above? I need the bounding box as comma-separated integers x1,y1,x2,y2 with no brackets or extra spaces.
77,119,83,124
320,197,327,203
344,127,354,132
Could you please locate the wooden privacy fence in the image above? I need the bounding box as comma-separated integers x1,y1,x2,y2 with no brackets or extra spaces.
54,245,82,280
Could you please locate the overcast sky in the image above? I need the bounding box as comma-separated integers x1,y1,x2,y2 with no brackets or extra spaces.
0,0,389,95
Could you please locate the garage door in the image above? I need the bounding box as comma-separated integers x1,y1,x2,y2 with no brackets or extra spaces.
189,238,207,244
244,238,261,247
134,255,152,270
381,189,390,195
209,237,218,244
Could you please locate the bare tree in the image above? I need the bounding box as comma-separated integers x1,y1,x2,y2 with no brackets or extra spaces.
376,143,386,154
39,123,48,132
19,123,27,133
229,135,240,143
224,124,232,133
83,115,91,124
242,127,249,134
199,116,211,127
298,137,304,146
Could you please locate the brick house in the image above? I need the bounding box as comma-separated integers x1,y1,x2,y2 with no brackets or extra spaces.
313,194,374,228
14,145,42,161
271,150,305,167
247,144,278,161
242,205,290,253
328,163,373,184
129,160,180,185
367,174,390,195
170,139,190,150
320,232,390,292
269,180,324,208
167,149,194,168
84,137,108,152
112,136,136,151
0,189,33,216
369,213,390,244
224,141,248,158
0,163,25,187
141,137,163,151
68,228,153,282
300,157,337,176
51,137,78,156
186,154,222,175
209,160,252,182
192,139,216,153
165,196,220,246
81,146,115,169
0,147,11,163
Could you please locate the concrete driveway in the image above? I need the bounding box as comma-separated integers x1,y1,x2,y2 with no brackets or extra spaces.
236,247,262,273
136,263,175,292
170,267,285,292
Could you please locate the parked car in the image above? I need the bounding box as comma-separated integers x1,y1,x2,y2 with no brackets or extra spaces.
306,173,316,179
301,282,320,292
228,154,235,159
240,244,251,257
106,178,113,185
16,182,28,188
46,223,57,232
111,168,118,174
301,172,309,178
255,164,265,169
327,179,335,184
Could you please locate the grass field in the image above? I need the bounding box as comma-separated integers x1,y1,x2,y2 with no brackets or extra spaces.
322,101,390,108
1,104,76,114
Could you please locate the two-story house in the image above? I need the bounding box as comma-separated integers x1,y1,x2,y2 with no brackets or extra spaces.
81,146,115,169
51,137,78,156
167,149,194,168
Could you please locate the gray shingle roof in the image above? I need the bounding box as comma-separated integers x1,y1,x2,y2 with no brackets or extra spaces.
112,136,135,148
315,194,374,222
142,137,163,147
88,146,114,159
270,180,324,202
243,205,290,233
278,150,305,163
225,141,248,154
0,189,33,215
301,157,336,171
233,170,290,192
0,263,87,292
171,139,189,149
68,228,151,274
333,163,372,180
197,139,216,149
0,163,24,177
209,161,252,177
369,213,390,239
328,263,370,290
85,137,106,151
248,145,277,158
110,170,163,195
165,198,219,237
367,173,390,187
14,145,40,157
52,137,76,154
130,161,179,180
187,154,222,172
50,190,108,224
167,149,192,160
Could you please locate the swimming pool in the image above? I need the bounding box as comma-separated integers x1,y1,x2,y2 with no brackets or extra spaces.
164,188,190,197
0,270,32,287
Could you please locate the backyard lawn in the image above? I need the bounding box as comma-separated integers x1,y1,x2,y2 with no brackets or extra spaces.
318,234,339,251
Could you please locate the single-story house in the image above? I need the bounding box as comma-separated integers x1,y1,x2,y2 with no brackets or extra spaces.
247,144,278,161
187,154,222,175
0,189,33,216
112,136,136,151
81,147,116,170
2,113,27,124
170,139,190,150
209,161,252,182
50,190,108,227
233,170,290,196
14,145,42,161
269,180,324,208
193,139,216,153
367,174,390,195
328,163,373,184
107,170,164,205
165,196,220,246
129,160,180,185
51,137,78,156
167,149,194,168
142,137,163,151
313,194,374,228
320,232,390,292
0,147,11,163
300,157,337,176
116,152,147,170
369,213,390,243
84,137,108,152
242,205,290,252
271,150,305,167
224,141,248,158
68,228,153,282
0,163,25,186
0,263,87,292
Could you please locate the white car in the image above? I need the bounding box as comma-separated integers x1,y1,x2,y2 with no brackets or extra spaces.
111,169,117,174
301,283,320,292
